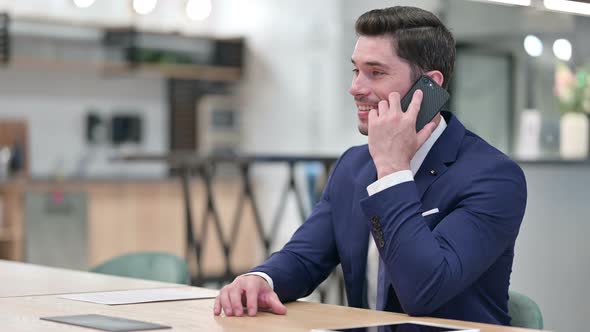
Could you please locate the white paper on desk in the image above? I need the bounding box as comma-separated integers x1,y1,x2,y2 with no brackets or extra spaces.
60,287,219,305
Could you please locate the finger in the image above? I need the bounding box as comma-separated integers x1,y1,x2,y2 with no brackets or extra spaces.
377,99,389,116
368,108,378,129
214,295,221,316
407,89,423,120
245,286,260,316
229,287,244,317
261,292,287,315
220,289,233,316
416,121,437,147
387,92,401,114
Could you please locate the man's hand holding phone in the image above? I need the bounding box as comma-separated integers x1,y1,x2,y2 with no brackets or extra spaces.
368,89,438,179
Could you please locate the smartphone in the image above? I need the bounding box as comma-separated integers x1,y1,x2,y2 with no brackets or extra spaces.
400,75,450,132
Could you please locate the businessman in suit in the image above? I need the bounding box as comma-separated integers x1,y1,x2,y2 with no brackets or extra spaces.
213,6,527,325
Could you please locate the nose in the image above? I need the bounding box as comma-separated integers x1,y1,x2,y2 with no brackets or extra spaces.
349,73,369,97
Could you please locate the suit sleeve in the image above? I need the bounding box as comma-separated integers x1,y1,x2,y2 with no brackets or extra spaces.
249,149,352,302
360,158,527,316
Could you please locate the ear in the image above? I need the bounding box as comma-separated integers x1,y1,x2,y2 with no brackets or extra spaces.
425,70,444,87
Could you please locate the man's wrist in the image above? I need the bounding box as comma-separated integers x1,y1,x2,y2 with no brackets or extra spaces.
367,170,414,196
243,272,274,290
376,163,411,179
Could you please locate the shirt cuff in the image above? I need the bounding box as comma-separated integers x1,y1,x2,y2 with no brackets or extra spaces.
367,169,414,196
243,272,274,290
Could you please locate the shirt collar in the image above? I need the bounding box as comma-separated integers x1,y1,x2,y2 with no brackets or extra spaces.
410,116,447,175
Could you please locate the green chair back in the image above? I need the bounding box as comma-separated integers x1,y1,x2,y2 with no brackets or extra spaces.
508,290,543,329
91,251,190,285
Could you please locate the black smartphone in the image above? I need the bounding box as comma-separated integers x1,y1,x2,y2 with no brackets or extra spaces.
400,75,450,132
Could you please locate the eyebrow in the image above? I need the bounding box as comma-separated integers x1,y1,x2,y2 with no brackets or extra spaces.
351,59,390,69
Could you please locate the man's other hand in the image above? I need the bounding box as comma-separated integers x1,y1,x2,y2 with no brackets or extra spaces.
213,275,287,317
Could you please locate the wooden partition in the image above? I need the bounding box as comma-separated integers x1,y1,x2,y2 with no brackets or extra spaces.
0,119,29,177
0,182,24,260
0,177,259,277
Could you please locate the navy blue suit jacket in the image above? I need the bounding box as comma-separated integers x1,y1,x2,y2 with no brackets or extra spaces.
252,112,527,325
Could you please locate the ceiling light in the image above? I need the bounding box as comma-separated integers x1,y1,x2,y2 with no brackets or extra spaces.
73,0,95,8
544,0,590,16
524,35,543,57
186,0,212,21
133,0,158,15
553,39,572,61
483,0,531,6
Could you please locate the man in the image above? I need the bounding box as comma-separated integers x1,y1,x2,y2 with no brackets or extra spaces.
213,6,527,326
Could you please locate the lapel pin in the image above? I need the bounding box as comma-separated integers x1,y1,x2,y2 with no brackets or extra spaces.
430,170,437,176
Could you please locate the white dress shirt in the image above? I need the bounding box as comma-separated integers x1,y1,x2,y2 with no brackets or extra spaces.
247,117,448,309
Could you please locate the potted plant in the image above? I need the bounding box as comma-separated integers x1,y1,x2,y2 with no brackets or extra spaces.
555,62,590,159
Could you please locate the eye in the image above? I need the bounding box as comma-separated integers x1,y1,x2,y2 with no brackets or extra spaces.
352,68,359,75
372,71,384,76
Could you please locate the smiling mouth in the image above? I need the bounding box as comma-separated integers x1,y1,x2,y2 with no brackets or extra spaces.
356,105,376,112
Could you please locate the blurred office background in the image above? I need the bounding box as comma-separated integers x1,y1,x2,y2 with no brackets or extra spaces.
0,0,588,331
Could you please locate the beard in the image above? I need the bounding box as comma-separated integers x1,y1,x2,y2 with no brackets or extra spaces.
358,123,368,136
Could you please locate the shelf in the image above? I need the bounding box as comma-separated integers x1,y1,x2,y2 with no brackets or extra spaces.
7,57,242,82
1,13,244,82
9,57,128,74
137,63,241,81
516,158,590,166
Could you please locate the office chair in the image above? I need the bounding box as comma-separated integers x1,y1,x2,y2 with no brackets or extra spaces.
90,251,191,285
508,290,543,329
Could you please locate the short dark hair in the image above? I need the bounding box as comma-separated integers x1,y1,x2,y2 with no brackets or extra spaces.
355,6,456,89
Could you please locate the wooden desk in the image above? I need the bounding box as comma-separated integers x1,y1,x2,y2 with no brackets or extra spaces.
0,295,544,332
0,260,177,297
0,261,547,332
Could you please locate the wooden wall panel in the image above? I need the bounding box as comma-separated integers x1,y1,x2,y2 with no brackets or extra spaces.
0,178,259,278
0,119,29,177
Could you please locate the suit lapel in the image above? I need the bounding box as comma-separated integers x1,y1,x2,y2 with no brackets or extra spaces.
415,112,465,199
414,154,448,199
